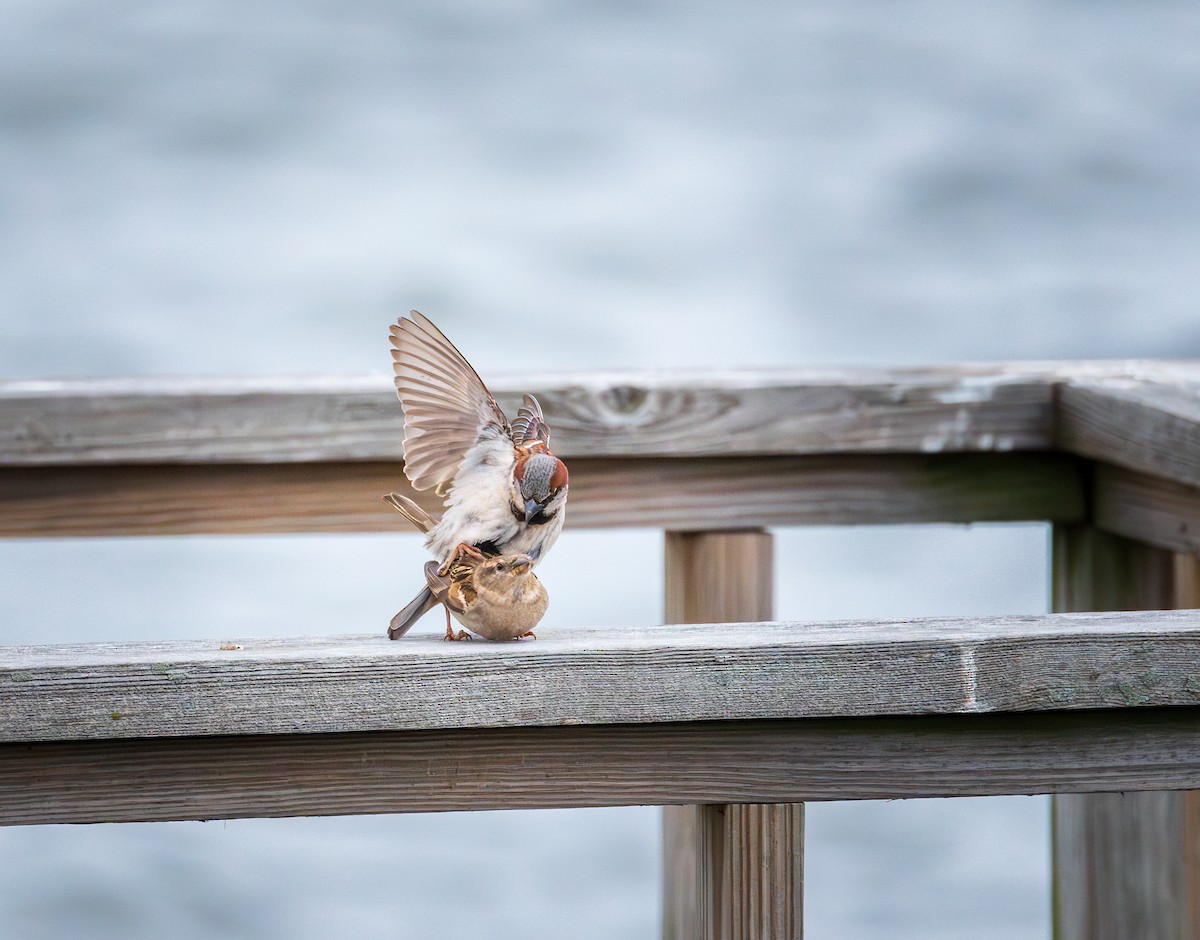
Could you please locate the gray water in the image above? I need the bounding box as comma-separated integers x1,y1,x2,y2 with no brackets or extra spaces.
3,2,1199,937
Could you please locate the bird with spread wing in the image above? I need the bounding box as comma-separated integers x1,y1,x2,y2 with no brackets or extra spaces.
384,311,568,639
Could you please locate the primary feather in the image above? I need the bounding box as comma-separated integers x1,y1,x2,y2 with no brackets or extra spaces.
389,310,568,566
389,311,509,497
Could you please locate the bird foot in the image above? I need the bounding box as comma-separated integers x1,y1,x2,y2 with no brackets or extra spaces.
444,625,472,642
438,542,487,576
518,631,537,640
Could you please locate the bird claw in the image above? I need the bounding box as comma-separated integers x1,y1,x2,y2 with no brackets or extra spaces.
518,631,537,640
444,626,472,642
438,542,487,576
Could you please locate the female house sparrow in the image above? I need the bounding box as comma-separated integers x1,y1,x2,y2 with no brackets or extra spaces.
389,311,569,567
385,494,548,641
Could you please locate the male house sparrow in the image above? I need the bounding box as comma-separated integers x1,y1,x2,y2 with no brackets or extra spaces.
389,311,569,567
385,494,548,640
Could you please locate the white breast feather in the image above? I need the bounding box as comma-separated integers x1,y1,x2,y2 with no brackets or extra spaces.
425,429,518,562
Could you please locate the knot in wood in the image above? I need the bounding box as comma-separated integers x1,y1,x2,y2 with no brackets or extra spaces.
602,385,649,415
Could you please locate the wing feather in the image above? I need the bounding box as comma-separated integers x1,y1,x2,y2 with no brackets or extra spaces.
423,560,453,596
510,394,553,448
383,493,439,534
390,311,511,494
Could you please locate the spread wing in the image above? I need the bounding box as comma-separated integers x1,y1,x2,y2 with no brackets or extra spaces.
510,394,553,448
390,311,511,495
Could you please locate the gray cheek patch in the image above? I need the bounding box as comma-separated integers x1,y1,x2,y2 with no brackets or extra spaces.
520,454,558,500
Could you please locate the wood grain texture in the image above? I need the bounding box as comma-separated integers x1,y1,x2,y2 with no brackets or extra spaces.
5,362,1193,469
4,709,1200,827
0,376,409,465
1058,376,1200,489
0,453,1086,537
664,531,774,625
664,805,707,940
6,611,1200,745
1054,793,1194,940
663,804,725,940
663,531,797,940
1052,525,1184,614
722,804,803,940
0,367,1062,465
1093,463,1200,555
1052,526,1200,940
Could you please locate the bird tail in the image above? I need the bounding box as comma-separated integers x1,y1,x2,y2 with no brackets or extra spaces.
388,586,438,640
383,492,439,534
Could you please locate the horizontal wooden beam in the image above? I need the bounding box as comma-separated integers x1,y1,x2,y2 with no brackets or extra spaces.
0,367,1065,464
0,453,1085,537
3,364,1197,539
3,709,1200,826
1058,376,1200,490
4,610,1198,744
1092,463,1200,555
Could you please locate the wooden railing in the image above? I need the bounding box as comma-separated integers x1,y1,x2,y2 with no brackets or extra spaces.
2,361,1199,939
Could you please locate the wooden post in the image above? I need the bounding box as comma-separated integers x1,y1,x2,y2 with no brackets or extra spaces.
662,530,803,940
1052,524,1200,940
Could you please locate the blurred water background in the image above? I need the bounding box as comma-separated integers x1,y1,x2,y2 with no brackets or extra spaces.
2,2,1199,937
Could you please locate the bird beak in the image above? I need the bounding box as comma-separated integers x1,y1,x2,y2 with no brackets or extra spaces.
510,557,532,574
523,498,545,522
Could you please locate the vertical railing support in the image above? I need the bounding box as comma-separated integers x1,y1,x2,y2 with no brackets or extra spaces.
1052,524,1200,940
662,530,803,940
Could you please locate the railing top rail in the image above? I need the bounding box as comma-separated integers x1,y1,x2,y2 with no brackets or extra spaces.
4,608,1198,745
1,360,1197,471
1,360,1197,544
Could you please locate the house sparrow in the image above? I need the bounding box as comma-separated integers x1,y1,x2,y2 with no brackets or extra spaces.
388,544,549,641
389,311,569,569
384,493,549,641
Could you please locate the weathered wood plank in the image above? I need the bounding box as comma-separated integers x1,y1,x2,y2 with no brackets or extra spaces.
4,365,1195,481
664,530,774,625
1052,525,1182,613
3,709,1200,827
1058,376,1200,490
722,804,804,940
0,369,1059,465
0,453,1086,537
4,611,1200,744
1053,793,1196,940
663,530,794,940
1052,526,1200,940
1093,463,1200,556
665,805,708,940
